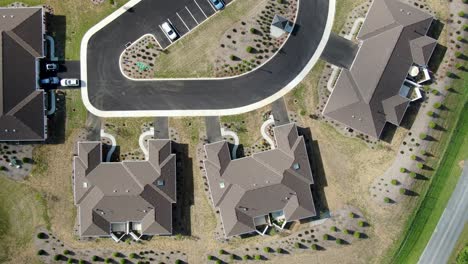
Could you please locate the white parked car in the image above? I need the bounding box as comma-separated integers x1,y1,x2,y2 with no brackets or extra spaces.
161,22,178,40
60,78,80,87
46,63,58,71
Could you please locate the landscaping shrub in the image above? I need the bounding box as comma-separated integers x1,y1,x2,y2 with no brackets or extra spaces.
120,259,126,264
219,249,226,255
459,11,466,17
330,226,337,232
216,260,222,264
246,46,255,53
53,254,62,261
455,51,463,58
67,258,73,264
37,232,47,239
254,254,262,260
429,121,436,129
207,255,214,261
105,258,112,263
63,250,71,255
410,154,417,160
431,89,439,95
400,188,407,195
419,133,427,140
230,254,235,260
263,247,270,253
434,102,442,109
358,221,366,227
400,167,407,173
464,24,468,31
276,248,282,253
113,252,120,258
354,232,361,238
420,150,427,156
417,163,424,169
456,63,464,69
130,253,137,259
384,197,391,203
409,172,417,179
0,166,5,171
336,239,344,245
78,260,85,264
294,242,301,248
391,179,399,185
37,249,47,256
229,55,238,61
323,234,329,240
427,111,434,117
349,212,355,218
311,244,318,250
243,255,250,260
343,229,350,235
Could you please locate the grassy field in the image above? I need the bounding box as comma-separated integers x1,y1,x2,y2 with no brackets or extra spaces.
0,177,46,263
104,118,153,155
389,49,468,263
155,0,264,78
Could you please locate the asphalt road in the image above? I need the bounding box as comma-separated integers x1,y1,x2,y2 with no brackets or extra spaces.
418,161,468,264
85,0,329,112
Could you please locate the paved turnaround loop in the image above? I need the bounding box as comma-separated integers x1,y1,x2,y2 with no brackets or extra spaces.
81,0,334,117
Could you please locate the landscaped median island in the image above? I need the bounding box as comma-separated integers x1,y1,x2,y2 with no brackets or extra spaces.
119,0,298,79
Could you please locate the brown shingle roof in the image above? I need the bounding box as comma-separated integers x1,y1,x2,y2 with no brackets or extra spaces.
203,123,316,237
0,7,45,141
73,140,176,237
323,0,435,138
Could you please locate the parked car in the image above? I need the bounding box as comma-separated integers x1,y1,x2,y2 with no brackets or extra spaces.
40,77,60,85
209,0,225,10
60,78,80,87
45,63,58,71
161,22,178,41
9,159,21,169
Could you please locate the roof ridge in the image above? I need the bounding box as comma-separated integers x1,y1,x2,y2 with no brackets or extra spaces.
358,21,401,41
5,30,41,58
6,90,40,116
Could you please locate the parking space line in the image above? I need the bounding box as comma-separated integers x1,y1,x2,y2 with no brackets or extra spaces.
205,0,217,12
176,12,191,31
194,0,208,18
185,6,199,25
158,24,173,43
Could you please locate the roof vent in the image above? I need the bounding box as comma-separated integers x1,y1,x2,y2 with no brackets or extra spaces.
12,129,16,133
219,182,225,189
10,15,14,18
407,12,411,15
113,189,117,193
157,180,165,186
293,163,300,170
125,189,129,193
4,129,7,132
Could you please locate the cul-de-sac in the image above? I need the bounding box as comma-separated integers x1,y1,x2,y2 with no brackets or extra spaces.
0,0,467,263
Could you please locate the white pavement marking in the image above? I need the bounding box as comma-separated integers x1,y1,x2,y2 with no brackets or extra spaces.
221,127,239,159
81,0,336,117
139,127,155,159
158,24,173,43
100,129,116,162
206,0,217,12
194,0,208,18
261,115,276,149
177,12,191,31
185,6,199,24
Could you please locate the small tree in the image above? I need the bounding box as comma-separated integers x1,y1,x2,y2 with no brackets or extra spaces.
410,154,417,160
330,226,337,232
92,255,100,261
427,111,434,117
129,253,137,259
417,163,424,169
343,229,350,235
323,234,330,240
263,247,270,253
113,252,120,258
459,11,466,17
53,254,62,261
219,249,226,255
384,197,391,203
464,24,468,31
419,133,427,140
207,255,214,261
63,250,71,255
243,255,250,260
349,212,355,218
216,260,222,264
120,259,126,264
37,249,47,256
429,121,437,129
457,36,465,42
455,63,464,69
431,89,439,95
354,232,361,239
294,242,301,249
391,179,399,185
246,46,255,53
358,220,366,227
311,244,318,250
276,248,282,253
455,51,463,58
79,260,85,264
105,258,112,264
409,172,417,179
400,188,407,195
400,167,407,173
433,102,442,109
37,232,47,239
254,254,262,260
336,239,344,245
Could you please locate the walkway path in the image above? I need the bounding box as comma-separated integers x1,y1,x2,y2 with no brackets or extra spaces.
100,129,116,162
139,127,155,159
220,127,239,159
418,161,468,264
261,115,276,150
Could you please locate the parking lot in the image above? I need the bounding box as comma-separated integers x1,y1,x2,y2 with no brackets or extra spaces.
154,0,233,49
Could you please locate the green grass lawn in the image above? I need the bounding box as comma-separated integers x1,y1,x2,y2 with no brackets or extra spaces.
0,177,46,263
389,49,468,264
448,223,468,264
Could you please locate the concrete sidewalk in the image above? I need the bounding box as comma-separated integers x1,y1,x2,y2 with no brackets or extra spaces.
418,161,468,264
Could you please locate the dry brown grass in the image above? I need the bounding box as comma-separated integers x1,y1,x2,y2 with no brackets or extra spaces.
154,0,266,78
104,117,153,155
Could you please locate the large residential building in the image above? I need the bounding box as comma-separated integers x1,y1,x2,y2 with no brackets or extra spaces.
0,7,47,141
73,140,176,242
323,0,437,138
203,123,316,237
